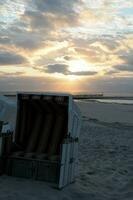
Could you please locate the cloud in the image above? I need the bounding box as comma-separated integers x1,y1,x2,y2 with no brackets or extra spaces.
22,0,81,34
70,71,97,76
0,74,132,95
0,71,25,76
0,75,78,92
0,36,11,44
64,56,72,61
13,34,43,50
1,0,80,53
8,26,44,50
112,49,133,72
0,0,133,94
74,47,103,63
114,64,133,72
23,10,53,30
0,51,27,65
44,64,68,74
104,69,119,75
0,0,7,6
81,76,133,95
43,63,97,76
119,50,133,65
33,0,80,17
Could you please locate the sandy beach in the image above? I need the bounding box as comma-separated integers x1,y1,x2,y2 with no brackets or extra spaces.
0,96,133,200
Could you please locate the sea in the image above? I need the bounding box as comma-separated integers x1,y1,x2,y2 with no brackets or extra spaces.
95,99,133,105
0,92,133,105
75,99,133,105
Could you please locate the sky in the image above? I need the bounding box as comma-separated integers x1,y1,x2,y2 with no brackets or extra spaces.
0,0,133,95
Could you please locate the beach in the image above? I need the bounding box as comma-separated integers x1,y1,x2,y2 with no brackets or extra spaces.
0,96,133,200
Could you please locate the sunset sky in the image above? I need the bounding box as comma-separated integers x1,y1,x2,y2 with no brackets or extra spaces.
0,0,133,94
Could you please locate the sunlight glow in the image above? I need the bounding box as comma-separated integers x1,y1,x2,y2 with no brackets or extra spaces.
46,72,80,81
66,75,80,81
68,59,96,72
68,59,93,72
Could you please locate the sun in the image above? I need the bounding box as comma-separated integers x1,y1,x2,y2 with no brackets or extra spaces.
68,59,91,72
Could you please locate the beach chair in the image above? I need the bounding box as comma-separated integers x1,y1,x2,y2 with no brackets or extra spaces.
2,93,81,189
0,121,3,174
0,121,13,175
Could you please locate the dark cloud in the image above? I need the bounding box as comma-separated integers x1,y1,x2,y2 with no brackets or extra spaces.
114,64,133,72
0,14,45,51
119,50,133,66
113,50,133,72
44,64,68,74
0,71,25,76
64,56,72,61
0,51,27,65
33,0,80,17
14,36,42,50
0,75,132,95
24,0,80,31
104,69,119,75
0,37,11,44
44,63,97,76
81,77,133,95
0,75,68,92
23,10,52,30
9,27,43,50
70,71,97,76
73,36,119,51
22,0,80,36
0,20,43,51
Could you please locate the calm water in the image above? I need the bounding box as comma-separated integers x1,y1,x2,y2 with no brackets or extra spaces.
95,99,133,105
1,92,133,105
75,99,133,105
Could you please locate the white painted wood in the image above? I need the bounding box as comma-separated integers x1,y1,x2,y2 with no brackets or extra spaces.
0,137,2,156
63,143,71,186
73,142,79,179
59,143,67,188
58,95,81,188
69,142,74,183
